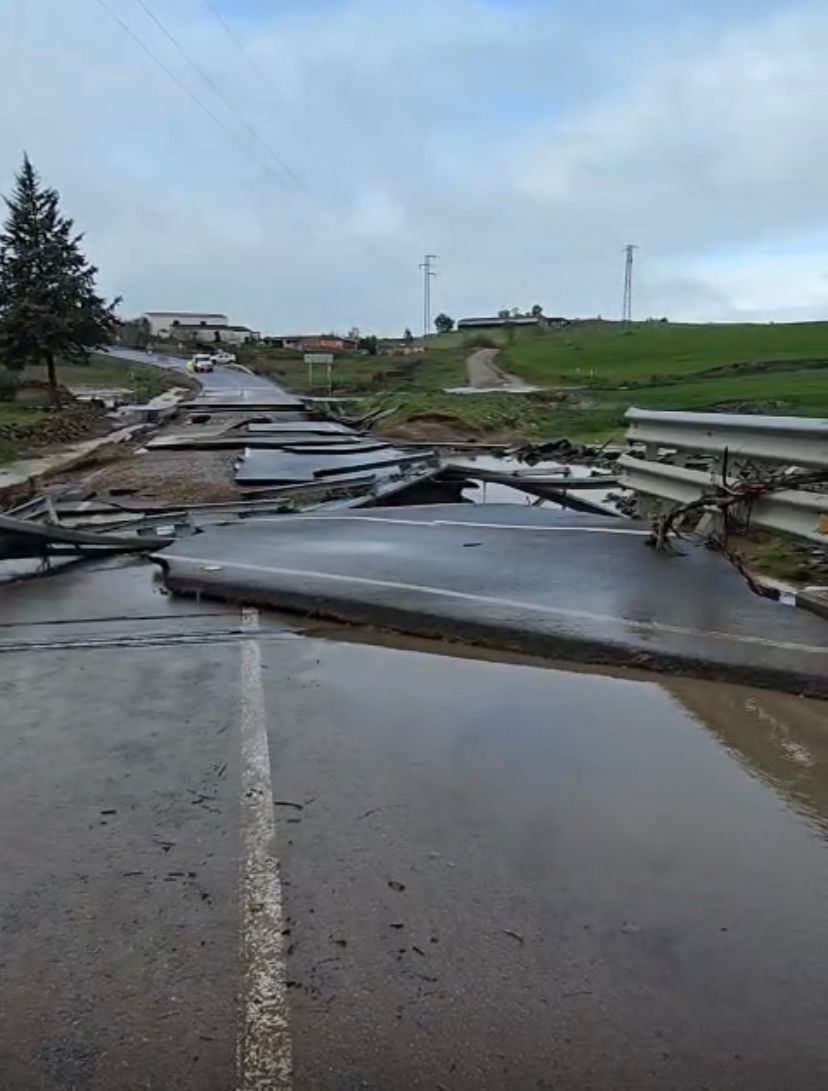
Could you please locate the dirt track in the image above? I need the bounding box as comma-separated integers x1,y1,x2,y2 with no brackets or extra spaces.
466,348,526,388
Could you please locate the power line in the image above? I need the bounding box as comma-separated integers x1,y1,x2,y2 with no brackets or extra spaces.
126,0,324,209
201,0,376,148
92,0,274,173
203,0,248,54
622,243,637,324
203,0,422,294
92,0,396,325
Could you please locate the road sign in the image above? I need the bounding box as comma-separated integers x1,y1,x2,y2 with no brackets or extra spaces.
304,352,334,394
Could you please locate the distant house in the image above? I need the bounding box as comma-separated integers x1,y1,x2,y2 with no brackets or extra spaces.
144,311,228,337
173,323,260,347
457,315,568,330
378,340,424,356
277,335,359,353
143,311,260,345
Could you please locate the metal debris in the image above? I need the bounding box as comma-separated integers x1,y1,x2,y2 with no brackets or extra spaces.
0,510,175,561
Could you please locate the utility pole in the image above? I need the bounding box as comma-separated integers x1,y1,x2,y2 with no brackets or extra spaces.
419,254,438,338
622,244,637,324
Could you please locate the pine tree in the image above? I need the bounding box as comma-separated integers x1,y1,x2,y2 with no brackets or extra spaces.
0,156,119,401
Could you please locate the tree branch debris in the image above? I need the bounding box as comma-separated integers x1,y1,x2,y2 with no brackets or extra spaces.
647,458,828,597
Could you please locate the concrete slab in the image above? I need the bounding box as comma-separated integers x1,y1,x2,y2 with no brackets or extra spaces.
156,504,828,695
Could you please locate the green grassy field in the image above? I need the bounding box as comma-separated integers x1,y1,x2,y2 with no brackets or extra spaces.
239,322,828,441
9,354,191,402
482,320,828,386
0,355,192,464
552,367,827,442
384,321,828,440
249,345,467,395
365,389,622,442
611,367,828,414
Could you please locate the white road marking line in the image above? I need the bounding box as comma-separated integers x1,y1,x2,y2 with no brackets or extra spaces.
255,514,649,536
239,606,293,1090
175,560,828,658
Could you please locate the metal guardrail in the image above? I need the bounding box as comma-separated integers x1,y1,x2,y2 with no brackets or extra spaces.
618,454,828,543
625,408,828,469
620,410,828,544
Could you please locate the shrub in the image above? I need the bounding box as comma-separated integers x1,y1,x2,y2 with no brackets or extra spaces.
0,368,19,402
462,333,499,349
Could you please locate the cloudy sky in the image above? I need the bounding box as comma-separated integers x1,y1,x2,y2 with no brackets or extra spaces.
1,0,827,333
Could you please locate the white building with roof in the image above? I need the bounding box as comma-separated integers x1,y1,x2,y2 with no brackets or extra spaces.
143,311,229,337
142,311,260,345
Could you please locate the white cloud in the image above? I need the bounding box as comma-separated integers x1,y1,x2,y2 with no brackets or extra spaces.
1,0,827,331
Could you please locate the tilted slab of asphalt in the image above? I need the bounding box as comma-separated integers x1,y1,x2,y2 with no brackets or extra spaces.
155,504,828,695
179,394,303,412
246,421,355,434
235,448,434,486
145,416,364,452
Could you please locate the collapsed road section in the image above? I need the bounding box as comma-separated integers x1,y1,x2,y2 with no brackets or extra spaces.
4,368,828,1091
153,504,828,696
140,390,441,498
5,376,826,699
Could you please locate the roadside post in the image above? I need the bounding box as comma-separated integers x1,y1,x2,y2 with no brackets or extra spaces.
304,352,334,394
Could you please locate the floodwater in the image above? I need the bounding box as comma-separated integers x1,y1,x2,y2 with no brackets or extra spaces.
453,452,621,512
268,630,828,1089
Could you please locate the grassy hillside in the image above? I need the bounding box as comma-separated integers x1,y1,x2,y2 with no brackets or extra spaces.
241,322,828,442
381,321,828,440
490,320,828,386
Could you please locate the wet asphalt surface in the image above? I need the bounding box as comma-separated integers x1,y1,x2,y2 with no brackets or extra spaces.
2,557,828,1089
104,346,300,400
158,505,828,695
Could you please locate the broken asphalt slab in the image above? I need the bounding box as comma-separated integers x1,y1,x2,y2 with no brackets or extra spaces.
234,448,436,486
153,504,828,696
178,393,302,412
146,432,373,451
145,418,364,451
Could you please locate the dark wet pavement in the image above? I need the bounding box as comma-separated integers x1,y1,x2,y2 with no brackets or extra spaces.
105,346,300,402
2,559,828,1089
0,642,241,1091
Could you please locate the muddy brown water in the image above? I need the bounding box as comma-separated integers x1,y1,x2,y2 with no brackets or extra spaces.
266,627,828,1090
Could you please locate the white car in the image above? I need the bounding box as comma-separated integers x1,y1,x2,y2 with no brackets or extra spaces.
211,351,237,365
191,354,215,373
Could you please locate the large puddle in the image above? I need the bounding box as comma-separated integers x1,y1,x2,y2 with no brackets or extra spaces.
265,629,828,1088
451,453,621,513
